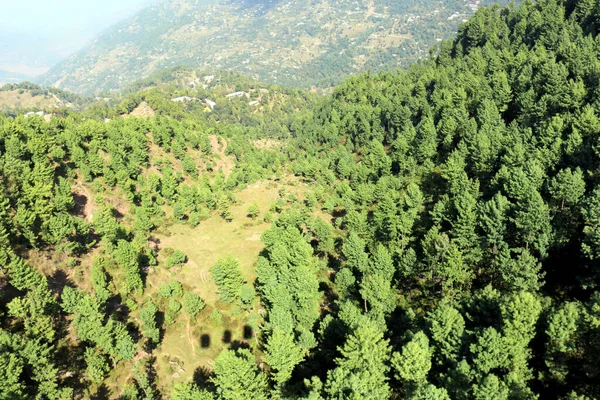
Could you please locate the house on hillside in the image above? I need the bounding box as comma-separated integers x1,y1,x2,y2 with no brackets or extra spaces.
172,96,201,102
24,111,45,118
226,91,250,99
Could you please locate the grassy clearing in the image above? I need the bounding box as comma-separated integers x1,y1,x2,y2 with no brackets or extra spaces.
24,172,310,397
146,177,305,392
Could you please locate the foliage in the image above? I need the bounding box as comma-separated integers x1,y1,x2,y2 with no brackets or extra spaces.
4,0,600,397
166,249,187,268
182,292,206,318
210,255,244,303
212,348,269,400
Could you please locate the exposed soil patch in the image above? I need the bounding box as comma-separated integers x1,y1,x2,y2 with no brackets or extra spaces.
209,135,235,176
124,101,156,118
72,185,96,222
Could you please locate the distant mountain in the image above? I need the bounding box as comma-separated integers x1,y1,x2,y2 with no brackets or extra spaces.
0,69,31,86
0,30,62,83
37,0,511,95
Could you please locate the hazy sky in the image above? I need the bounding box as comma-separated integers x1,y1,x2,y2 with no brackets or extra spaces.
0,0,155,56
1,0,154,35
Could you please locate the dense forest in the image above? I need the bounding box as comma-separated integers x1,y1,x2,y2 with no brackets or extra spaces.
2,0,600,399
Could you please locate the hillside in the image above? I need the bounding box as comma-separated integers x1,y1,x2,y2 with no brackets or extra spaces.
38,0,510,95
0,82,84,114
2,0,600,399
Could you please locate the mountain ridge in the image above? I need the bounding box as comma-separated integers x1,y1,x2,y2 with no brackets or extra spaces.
37,0,509,95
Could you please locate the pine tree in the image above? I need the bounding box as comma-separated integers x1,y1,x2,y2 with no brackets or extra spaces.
392,331,432,385
343,232,369,273
325,321,391,399
213,349,269,400
182,292,206,318
265,328,305,388
211,255,244,303
139,301,160,344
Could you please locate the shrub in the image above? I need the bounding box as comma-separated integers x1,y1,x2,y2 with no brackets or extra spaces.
166,250,187,268
182,292,205,317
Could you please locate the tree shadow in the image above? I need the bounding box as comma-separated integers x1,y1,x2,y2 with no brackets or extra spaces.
72,192,88,217
48,269,70,298
193,366,215,391
127,320,141,343
201,334,211,348
222,330,232,344
110,296,131,322
55,341,88,395
148,236,161,251
229,340,250,351
155,310,165,342
331,208,346,219
243,325,253,340
110,207,124,219
90,383,111,400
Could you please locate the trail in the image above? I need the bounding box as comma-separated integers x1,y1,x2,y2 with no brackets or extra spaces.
186,319,197,354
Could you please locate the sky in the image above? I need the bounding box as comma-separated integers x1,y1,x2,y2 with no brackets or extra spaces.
0,0,155,77
0,0,154,38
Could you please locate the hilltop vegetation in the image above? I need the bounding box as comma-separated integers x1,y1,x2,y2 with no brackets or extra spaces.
38,0,511,94
2,0,600,399
0,82,83,115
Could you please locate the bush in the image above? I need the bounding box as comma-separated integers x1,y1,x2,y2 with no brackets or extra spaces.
264,211,273,223
165,299,182,325
166,250,187,268
158,283,173,297
170,280,184,297
247,201,260,219
210,309,223,325
182,292,205,317
238,284,255,309
189,211,200,227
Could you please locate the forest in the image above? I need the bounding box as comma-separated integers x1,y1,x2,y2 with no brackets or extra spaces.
1,0,600,399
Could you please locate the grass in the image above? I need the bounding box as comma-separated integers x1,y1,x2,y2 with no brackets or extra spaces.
0,90,58,111
145,177,305,393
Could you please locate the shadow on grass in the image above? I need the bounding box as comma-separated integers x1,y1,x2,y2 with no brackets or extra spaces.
222,330,232,344
243,325,253,340
201,334,211,348
90,383,110,400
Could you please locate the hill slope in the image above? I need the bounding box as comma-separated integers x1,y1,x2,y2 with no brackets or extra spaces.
0,82,83,114
38,0,507,94
4,0,600,399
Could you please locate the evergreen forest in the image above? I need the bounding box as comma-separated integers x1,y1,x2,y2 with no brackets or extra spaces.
2,0,600,399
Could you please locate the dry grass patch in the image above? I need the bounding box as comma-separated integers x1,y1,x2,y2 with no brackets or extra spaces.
145,177,305,391
208,135,235,176
253,138,283,150
0,90,57,110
